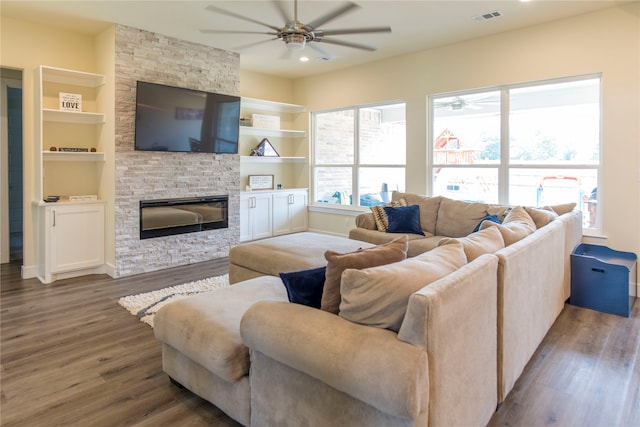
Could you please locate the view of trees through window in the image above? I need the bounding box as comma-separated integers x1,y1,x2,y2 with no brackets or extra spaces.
431,76,600,229
313,102,406,207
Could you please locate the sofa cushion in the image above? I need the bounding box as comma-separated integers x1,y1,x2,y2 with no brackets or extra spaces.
435,197,490,237
524,206,558,228
437,226,505,261
153,276,288,383
480,206,536,245
384,204,425,235
279,266,327,309
339,243,467,332
545,202,577,216
370,198,407,231
393,192,441,235
321,235,409,314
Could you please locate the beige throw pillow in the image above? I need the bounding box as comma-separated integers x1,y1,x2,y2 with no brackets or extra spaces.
524,206,558,228
545,202,577,216
479,205,536,245
339,243,467,332
437,226,505,261
370,198,408,231
321,235,409,314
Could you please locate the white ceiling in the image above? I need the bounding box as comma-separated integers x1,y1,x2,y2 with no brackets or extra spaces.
1,0,629,79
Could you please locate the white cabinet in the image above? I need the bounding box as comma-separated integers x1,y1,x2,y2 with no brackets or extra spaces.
34,65,110,283
240,189,308,242
240,192,273,242
273,190,308,236
38,201,105,284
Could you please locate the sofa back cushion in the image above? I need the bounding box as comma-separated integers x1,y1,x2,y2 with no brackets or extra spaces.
321,235,409,314
437,226,505,261
524,206,558,228
435,197,490,237
339,242,467,332
480,205,536,245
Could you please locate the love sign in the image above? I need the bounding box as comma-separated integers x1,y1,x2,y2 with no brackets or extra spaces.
59,92,82,112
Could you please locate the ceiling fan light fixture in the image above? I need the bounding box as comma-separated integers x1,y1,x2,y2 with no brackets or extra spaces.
284,33,306,50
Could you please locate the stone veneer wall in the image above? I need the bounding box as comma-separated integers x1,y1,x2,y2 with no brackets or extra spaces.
114,25,240,277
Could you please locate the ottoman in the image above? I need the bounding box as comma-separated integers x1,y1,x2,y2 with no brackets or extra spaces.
228,232,374,284
154,276,288,426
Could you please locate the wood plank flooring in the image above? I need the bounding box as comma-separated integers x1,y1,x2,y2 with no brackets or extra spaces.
1,259,639,426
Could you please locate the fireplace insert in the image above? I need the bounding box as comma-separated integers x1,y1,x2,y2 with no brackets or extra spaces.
140,195,228,239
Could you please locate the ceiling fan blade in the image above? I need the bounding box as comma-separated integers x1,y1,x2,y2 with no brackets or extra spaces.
200,29,278,36
271,0,292,25
232,38,279,52
205,4,281,32
306,2,359,30
308,43,336,61
315,38,377,52
315,26,391,37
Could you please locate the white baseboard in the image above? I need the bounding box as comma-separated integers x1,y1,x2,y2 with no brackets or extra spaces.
21,264,38,279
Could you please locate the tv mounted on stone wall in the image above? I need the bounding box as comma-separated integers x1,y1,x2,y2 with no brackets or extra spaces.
134,81,240,154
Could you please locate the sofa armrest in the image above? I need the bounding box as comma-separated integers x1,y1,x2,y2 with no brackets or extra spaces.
241,302,428,419
355,211,377,229
397,254,499,427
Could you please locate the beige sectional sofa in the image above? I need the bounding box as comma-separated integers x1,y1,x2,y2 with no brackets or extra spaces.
154,192,582,426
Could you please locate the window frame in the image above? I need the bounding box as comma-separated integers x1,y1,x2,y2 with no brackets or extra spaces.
428,74,602,232
311,100,407,210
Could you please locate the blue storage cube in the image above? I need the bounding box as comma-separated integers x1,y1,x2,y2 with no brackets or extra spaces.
570,243,637,317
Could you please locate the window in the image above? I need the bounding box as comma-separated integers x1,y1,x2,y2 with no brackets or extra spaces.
430,76,600,230
313,102,406,207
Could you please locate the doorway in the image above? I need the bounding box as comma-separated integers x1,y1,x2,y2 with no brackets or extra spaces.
1,68,23,263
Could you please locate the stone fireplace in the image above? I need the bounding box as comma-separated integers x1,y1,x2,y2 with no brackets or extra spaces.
113,24,240,277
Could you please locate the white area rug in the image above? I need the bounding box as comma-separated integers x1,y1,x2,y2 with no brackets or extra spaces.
118,274,229,328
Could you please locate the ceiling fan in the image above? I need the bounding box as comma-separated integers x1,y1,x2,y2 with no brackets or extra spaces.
201,0,391,59
434,94,500,111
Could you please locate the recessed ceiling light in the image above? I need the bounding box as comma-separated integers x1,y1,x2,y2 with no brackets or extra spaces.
299,56,310,62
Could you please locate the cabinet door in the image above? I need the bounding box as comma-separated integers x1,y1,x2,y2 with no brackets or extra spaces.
240,194,273,242
288,191,308,233
273,191,308,236
49,204,105,273
272,192,293,236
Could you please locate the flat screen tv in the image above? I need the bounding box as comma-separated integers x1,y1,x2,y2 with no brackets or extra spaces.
134,81,240,154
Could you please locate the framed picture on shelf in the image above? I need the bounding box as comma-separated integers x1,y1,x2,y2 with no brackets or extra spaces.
249,174,274,190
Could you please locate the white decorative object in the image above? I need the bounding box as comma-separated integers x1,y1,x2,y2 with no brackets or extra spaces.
59,92,82,111
251,113,280,129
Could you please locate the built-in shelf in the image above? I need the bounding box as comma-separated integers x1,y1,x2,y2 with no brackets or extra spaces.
43,108,106,124
241,97,305,114
240,156,306,164
41,66,105,87
239,125,305,138
43,151,105,162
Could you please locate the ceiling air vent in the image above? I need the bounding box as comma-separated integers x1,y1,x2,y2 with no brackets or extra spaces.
473,11,502,22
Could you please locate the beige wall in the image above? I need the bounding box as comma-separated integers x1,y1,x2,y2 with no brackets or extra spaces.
296,4,640,257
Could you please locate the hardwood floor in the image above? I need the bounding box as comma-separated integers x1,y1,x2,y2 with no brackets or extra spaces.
1,259,638,426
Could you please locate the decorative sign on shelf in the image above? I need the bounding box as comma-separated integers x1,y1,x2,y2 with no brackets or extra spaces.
251,113,280,129
58,147,89,152
59,92,82,112
248,174,274,190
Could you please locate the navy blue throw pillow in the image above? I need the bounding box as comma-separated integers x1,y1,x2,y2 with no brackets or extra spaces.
473,214,502,232
383,204,425,236
279,266,327,309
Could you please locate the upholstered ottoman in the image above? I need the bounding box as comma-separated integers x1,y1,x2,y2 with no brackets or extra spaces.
154,276,288,426
228,232,374,284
